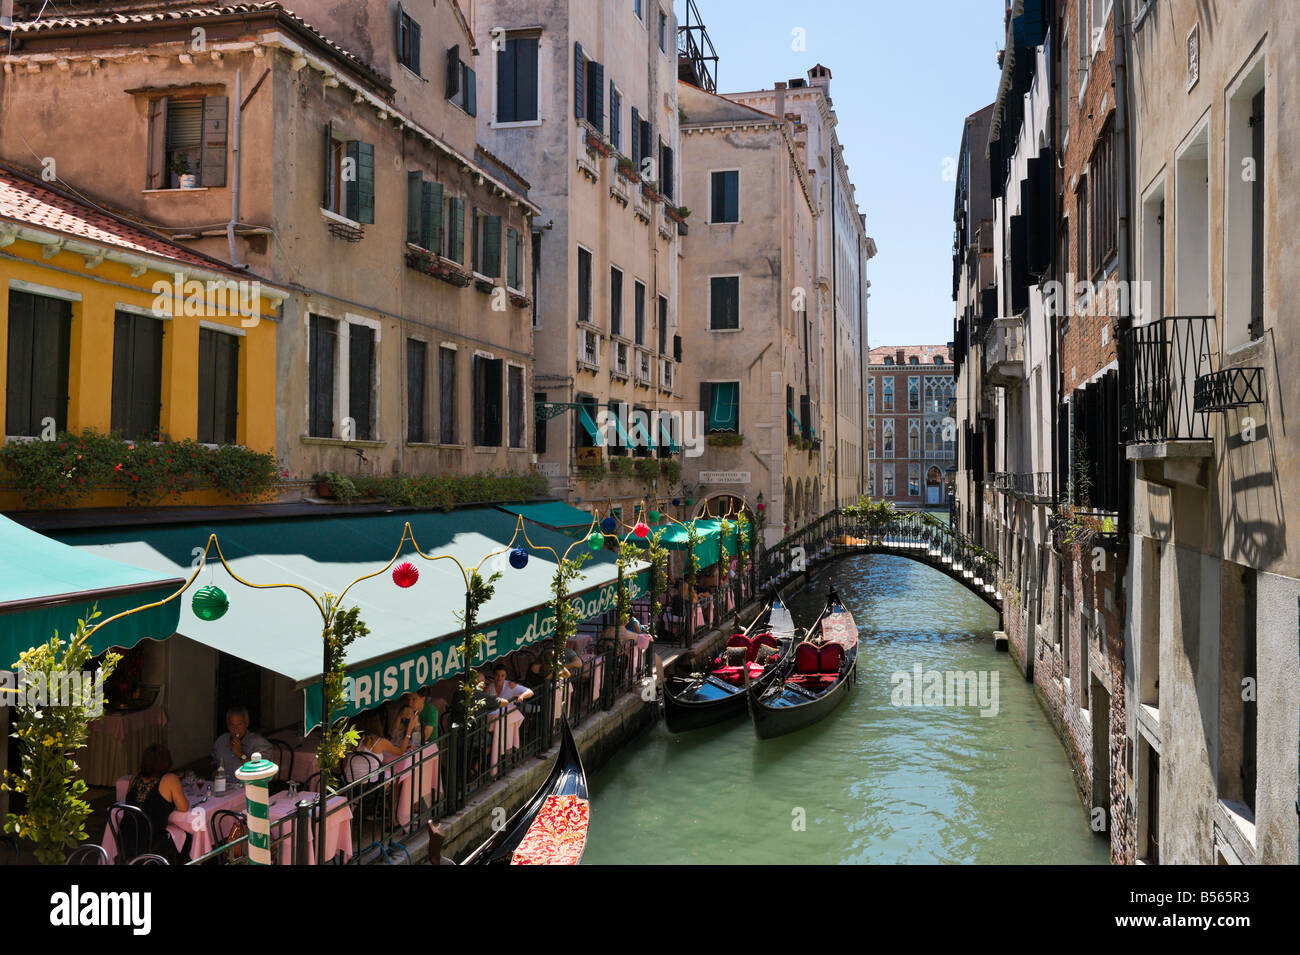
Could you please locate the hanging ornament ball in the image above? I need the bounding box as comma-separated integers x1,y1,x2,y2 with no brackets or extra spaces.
671,498,681,507
509,547,529,570
601,516,617,534
588,531,605,551
649,509,661,522
574,497,582,504
634,521,650,538
192,585,229,622
685,498,694,506
757,501,766,511
392,561,420,588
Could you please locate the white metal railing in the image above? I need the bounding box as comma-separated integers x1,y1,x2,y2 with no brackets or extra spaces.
985,317,1024,372
636,348,652,383
614,341,630,375
659,360,674,390
580,328,600,368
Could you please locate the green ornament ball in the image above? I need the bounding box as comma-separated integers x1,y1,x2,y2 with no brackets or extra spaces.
587,532,604,551
192,585,229,622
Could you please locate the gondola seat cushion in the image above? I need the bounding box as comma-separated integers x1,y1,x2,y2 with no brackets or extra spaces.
754,644,779,665
726,633,751,650
819,643,844,673
793,642,821,674
788,673,839,690
724,646,748,666
750,632,779,662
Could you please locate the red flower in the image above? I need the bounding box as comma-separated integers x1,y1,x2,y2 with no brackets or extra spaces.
114,463,123,472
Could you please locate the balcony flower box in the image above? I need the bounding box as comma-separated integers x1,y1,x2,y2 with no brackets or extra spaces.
474,278,495,294
406,247,471,287
706,433,744,448
585,131,613,158
509,292,531,309
641,182,662,203
616,157,640,184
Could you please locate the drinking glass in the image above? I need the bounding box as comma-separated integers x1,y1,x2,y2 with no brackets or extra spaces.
288,780,300,801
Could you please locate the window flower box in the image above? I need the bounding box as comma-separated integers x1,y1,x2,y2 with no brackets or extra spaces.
706,433,744,448
585,131,613,158
474,278,495,294
616,157,641,184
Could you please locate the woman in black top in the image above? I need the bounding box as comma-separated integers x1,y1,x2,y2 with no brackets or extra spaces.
124,744,191,863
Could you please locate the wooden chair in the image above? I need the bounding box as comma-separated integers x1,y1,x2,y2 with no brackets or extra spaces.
107,803,153,866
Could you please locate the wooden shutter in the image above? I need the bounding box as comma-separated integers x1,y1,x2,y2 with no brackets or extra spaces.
517,36,538,121
322,121,334,208
498,38,517,122
439,346,456,443
410,17,421,75
111,312,162,440
200,95,228,187
589,61,604,134
406,338,427,443
348,323,374,441
425,180,442,252
198,328,239,445
630,106,640,163
573,42,585,119
661,142,674,199
800,394,812,439
507,228,520,289
609,82,620,148
508,364,524,448
471,355,484,445
309,315,336,437
640,119,652,167
146,97,167,189
484,215,502,278
450,197,465,262
711,171,724,221
446,45,461,99
406,171,422,245
464,64,477,116
673,333,681,362
346,141,375,224
486,359,503,446
5,292,70,436
1250,89,1265,339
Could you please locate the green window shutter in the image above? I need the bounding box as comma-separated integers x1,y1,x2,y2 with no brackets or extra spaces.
146,96,167,189
446,44,461,99
574,42,585,119
427,180,443,252
450,197,465,263
589,61,604,134
200,95,229,187
322,120,333,208
410,17,421,75
609,81,620,149
484,215,502,278
507,227,520,288
407,171,422,245
346,141,375,224
465,64,477,116
630,106,639,164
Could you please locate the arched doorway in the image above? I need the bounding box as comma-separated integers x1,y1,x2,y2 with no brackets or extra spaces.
926,466,943,506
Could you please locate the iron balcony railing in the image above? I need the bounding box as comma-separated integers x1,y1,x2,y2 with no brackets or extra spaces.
1121,316,1216,443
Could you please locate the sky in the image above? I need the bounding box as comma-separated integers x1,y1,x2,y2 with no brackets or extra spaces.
677,0,1008,347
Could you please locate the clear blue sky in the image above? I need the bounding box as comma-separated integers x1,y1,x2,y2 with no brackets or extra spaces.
678,0,1007,347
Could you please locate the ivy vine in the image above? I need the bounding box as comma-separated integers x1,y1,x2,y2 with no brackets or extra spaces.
454,568,501,723
317,596,368,795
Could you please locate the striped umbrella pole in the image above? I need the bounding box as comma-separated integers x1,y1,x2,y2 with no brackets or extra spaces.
236,753,279,866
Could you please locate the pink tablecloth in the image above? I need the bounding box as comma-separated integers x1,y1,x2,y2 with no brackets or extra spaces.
487,706,525,771
692,603,706,632
290,747,319,784
266,791,353,864
381,741,439,827
104,777,244,862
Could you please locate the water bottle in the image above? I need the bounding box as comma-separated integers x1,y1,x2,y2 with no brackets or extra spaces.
214,763,227,795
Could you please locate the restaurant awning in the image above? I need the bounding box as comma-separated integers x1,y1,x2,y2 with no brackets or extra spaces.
51,508,647,728
496,501,594,530
629,520,721,568
0,514,183,669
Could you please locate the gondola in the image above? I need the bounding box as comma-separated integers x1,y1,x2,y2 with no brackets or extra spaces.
460,716,589,865
748,588,858,739
660,592,797,733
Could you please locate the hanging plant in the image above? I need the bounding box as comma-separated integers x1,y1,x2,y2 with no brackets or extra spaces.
736,513,752,577
316,596,368,795
615,539,639,629
647,528,668,637
454,568,501,723
684,521,701,589
2,610,119,864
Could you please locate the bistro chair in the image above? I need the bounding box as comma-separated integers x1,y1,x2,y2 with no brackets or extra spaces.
128,853,170,865
66,844,110,865
267,738,296,782
210,809,248,864
107,803,154,866
303,771,324,795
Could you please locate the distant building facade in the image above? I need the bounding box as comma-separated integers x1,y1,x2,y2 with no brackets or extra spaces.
866,345,954,508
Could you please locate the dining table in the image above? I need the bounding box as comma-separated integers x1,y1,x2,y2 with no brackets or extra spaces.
104,776,353,864
380,740,440,826
485,704,525,772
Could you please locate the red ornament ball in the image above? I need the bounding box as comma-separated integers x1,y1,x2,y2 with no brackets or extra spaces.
633,521,649,538
392,561,420,588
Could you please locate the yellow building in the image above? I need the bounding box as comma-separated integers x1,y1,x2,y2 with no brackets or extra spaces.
0,162,285,509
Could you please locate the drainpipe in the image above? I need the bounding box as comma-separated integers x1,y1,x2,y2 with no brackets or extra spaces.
1113,0,1133,553
227,68,243,266
830,159,840,510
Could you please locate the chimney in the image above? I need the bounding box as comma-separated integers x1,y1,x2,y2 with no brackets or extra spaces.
1,0,14,30
807,64,832,93
895,348,905,366
774,81,786,122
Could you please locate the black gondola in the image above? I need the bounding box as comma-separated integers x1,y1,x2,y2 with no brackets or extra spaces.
748,588,858,739
460,716,589,865
661,593,797,733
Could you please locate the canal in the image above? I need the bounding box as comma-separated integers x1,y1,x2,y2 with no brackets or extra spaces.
584,553,1111,864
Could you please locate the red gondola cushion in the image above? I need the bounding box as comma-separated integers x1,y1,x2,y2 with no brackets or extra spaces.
750,632,779,662
819,643,843,673
794,642,821,674
726,633,751,650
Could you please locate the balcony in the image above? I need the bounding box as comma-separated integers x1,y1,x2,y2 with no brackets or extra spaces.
984,317,1024,386
994,471,1052,502
612,341,630,377
659,359,674,391
578,328,601,371
1120,316,1215,488
635,348,653,385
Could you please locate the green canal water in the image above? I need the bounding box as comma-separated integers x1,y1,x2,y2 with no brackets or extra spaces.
584,553,1111,864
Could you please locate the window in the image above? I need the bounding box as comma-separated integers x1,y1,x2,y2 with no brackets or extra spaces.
397,5,421,74
866,378,874,412
908,376,920,412
634,280,646,344
577,247,593,324
444,195,466,263
709,276,739,330
573,44,604,133
348,323,376,441
658,295,669,355
609,84,622,150
506,227,523,290
309,315,336,438
610,266,624,335
702,381,739,433
633,0,643,21
321,123,374,223
5,290,70,436
406,173,443,251
472,208,502,278
934,356,945,364
908,463,921,497
659,139,675,200
1088,121,1116,274
508,364,525,448
882,466,894,497
198,328,239,445
438,346,457,444
711,170,739,222
534,391,548,453
111,311,164,440
445,44,477,116
909,356,919,365
908,420,920,457
146,95,228,189
658,10,668,52
406,338,427,443
575,393,599,449
882,377,894,411
472,355,503,447
882,419,894,456
1076,175,1089,288
495,34,538,123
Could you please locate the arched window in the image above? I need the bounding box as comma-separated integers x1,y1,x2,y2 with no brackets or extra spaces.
908,420,920,456
882,419,894,456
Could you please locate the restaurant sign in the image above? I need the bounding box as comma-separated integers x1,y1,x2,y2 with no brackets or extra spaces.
302,570,648,728
699,470,750,485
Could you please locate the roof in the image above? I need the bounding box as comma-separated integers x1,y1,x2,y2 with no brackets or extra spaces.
0,161,274,283
6,1,388,92
496,501,593,530
679,81,782,127
869,345,953,366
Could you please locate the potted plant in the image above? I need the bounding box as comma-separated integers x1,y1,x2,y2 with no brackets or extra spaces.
616,156,640,183
171,154,197,189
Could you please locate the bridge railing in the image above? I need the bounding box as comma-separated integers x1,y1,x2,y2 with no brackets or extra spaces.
758,508,1001,601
